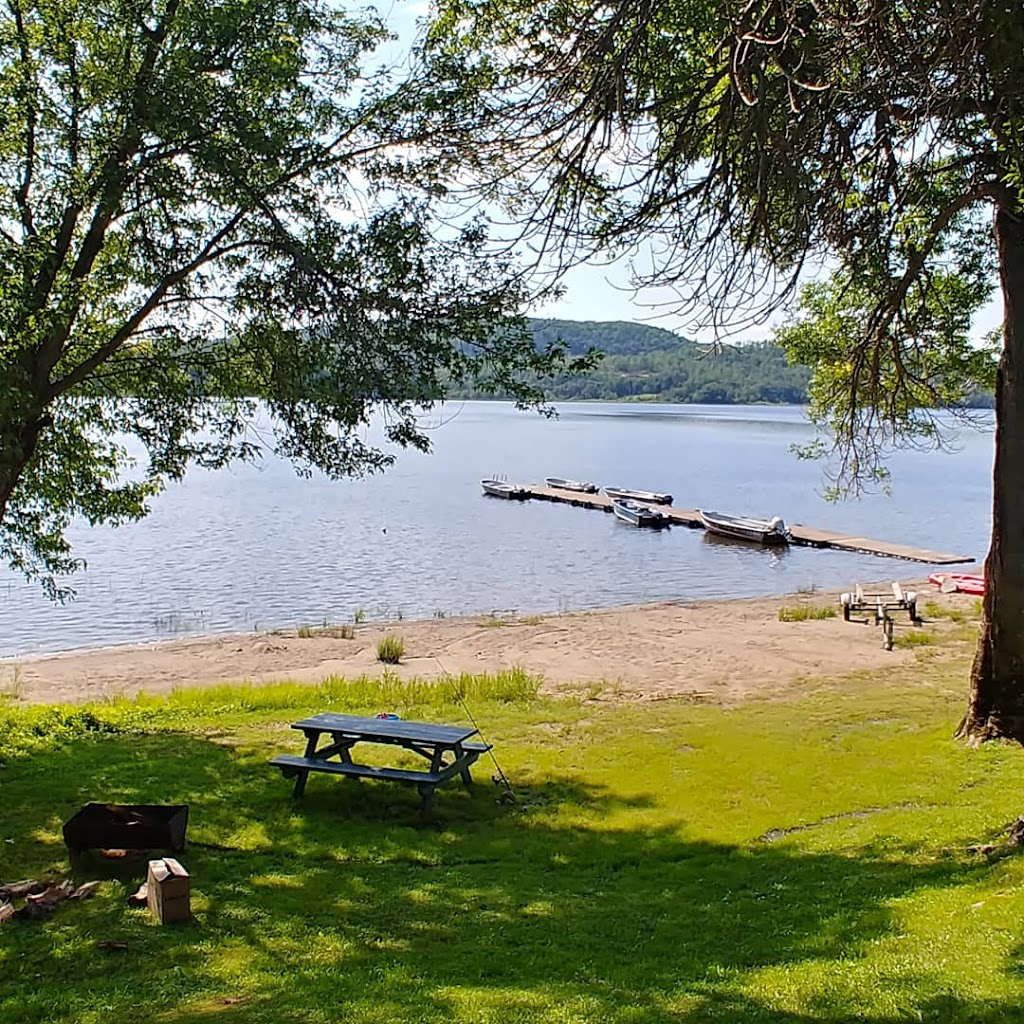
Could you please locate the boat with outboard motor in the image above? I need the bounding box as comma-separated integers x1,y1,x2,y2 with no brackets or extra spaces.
698,509,789,546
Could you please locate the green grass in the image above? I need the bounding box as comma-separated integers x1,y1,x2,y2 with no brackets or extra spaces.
376,634,406,664
2,657,1024,1023
923,601,971,624
480,613,546,628
0,661,23,701
297,623,355,640
778,604,837,622
893,628,939,649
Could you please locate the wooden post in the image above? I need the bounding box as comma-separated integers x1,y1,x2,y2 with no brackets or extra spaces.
147,858,191,924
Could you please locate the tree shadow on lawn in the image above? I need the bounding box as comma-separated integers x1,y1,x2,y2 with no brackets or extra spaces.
1,731,1021,1024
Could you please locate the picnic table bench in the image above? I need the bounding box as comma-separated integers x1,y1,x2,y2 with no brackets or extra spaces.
270,713,491,814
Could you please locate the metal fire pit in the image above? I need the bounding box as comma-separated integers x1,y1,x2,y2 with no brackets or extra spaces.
62,803,189,858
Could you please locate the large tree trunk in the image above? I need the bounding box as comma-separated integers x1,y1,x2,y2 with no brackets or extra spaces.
0,362,50,526
0,414,47,525
958,201,1024,745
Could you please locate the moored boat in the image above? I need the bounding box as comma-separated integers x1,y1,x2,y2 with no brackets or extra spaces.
603,486,673,505
612,499,671,528
481,478,527,499
698,509,789,546
928,572,985,595
545,476,598,493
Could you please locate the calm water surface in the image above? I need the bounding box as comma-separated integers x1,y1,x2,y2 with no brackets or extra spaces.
0,402,994,656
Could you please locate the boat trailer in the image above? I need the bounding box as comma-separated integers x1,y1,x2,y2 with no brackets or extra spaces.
840,582,921,650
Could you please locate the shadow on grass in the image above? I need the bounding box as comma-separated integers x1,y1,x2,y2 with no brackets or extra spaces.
0,731,1018,1024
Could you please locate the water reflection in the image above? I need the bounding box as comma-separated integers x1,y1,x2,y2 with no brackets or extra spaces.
555,402,820,435
700,531,792,561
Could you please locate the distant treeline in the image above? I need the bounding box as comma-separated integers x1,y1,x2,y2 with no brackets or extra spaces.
453,318,993,407
454,319,812,404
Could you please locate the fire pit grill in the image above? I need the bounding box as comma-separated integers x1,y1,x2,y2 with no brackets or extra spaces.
63,803,189,858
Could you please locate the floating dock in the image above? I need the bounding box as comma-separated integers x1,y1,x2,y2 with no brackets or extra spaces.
511,484,974,565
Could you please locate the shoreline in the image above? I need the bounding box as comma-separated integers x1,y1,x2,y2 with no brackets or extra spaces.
0,563,979,665
2,581,979,707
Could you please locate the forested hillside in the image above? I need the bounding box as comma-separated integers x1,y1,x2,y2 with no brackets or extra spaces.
459,319,814,404
454,319,993,406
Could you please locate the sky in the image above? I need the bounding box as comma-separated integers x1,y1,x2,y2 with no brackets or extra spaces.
532,255,1005,345
531,258,780,342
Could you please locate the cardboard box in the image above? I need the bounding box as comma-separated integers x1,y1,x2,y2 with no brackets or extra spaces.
146,857,191,924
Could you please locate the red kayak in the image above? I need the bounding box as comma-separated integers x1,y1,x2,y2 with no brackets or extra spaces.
928,572,986,596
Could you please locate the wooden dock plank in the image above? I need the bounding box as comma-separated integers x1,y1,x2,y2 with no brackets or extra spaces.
523,485,705,526
522,485,614,511
509,484,974,565
787,525,973,564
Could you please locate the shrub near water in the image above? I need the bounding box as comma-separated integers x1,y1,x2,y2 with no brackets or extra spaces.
376,634,405,663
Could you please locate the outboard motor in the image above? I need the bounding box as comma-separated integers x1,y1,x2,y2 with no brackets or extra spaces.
769,516,787,536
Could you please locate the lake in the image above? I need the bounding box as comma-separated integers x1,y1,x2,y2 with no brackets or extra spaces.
0,402,994,657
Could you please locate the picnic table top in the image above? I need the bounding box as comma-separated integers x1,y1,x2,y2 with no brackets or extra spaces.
291,712,478,746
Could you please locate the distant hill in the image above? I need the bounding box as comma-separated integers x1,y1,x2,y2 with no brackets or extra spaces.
529,318,698,358
470,318,814,405
451,318,993,407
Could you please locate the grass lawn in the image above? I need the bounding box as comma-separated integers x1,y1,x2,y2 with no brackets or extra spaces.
2,642,1024,1023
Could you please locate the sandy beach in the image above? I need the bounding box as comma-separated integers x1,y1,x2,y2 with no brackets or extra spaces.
2,580,980,706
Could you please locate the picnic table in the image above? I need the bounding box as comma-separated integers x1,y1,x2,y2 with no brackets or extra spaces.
270,713,491,814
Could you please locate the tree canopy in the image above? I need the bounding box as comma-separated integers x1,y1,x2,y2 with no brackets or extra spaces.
422,0,1024,742
0,0,593,596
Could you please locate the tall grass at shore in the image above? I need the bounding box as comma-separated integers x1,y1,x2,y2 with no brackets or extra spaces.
777,604,837,622
3,634,1024,1023
0,668,541,758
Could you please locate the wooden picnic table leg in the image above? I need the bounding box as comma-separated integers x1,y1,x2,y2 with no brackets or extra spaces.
454,744,476,787
417,783,436,817
292,730,322,799
328,732,355,765
302,731,320,758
